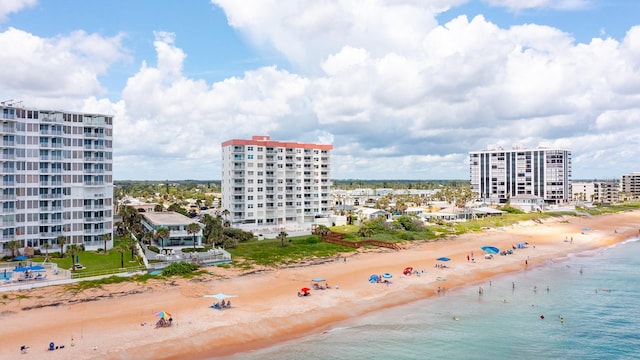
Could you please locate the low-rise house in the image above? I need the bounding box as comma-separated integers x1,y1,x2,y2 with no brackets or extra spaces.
510,195,544,213
141,212,203,248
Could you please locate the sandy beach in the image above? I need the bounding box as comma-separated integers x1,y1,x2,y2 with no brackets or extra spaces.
1,210,638,359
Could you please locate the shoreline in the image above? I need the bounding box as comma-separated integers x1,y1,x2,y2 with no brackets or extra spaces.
0,211,638,359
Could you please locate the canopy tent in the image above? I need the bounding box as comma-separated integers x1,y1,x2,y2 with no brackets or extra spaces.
481,246,500,254
203,293,237,301
311,277,325,283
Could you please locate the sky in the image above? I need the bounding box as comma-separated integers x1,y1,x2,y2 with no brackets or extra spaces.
1,0,639,181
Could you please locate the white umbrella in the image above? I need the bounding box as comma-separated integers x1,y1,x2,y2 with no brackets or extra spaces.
203,293,237,300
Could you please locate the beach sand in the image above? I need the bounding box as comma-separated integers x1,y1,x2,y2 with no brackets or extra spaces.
1,211,638,359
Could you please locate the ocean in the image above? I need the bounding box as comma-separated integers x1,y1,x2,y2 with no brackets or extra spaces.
225,237,640,360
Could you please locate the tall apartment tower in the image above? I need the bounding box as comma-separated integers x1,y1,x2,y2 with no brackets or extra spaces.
221,135,332,228
621,172,640,199
469,145,572,205
1,103,113,254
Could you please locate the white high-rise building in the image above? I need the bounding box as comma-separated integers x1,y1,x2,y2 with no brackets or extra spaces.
469,145,572,205
1,103,113,254
221,135,332,228
621,172,640,199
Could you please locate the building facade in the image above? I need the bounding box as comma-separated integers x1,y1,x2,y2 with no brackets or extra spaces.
221,135,332,228
1,104,113,254
469,146,572,205
572,181,619,204
140,212,202,248
621,172,640,199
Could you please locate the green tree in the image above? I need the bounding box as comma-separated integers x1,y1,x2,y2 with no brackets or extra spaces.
277,231,288,247
103,232,111,254
186,222,201,249
116,244,127,268
154,227,170,252
42,242,51,262
56,235,67,256
7,240,20,257
67,244,78,272
126,237,137,261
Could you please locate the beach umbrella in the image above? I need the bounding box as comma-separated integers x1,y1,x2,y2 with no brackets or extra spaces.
369,274,380,282
311,277,325,282
382,273,393,279
301,287,311,294
155,311,172,319
582,227,590,231
481,246,500,254
13,255,28,261
436,257,451,262
203,293,237,301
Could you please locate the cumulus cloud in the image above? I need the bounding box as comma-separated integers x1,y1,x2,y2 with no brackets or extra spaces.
0,27,127,107
3,0,640,180
0,0,36,22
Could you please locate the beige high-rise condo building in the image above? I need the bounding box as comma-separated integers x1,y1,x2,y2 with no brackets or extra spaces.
1,103,113,255
221,135,332,229
470,145,572,205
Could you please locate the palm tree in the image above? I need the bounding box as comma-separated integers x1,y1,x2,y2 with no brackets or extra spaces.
221,209,230,224
42,242,51,263
103,232,111,254
56,235,66,257
7,240,20,257
154,227,170,253
115,244,127,268
126,237,137,261
277,231,288,247
186,222,201,249
67,244,78,272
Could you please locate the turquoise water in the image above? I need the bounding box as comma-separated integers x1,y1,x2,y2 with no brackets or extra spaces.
227,238,640,360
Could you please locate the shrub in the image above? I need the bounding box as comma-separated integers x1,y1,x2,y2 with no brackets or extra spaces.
162,261,199,276
148,245,160,253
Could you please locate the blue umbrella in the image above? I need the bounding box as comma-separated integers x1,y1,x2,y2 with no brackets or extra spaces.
369,274,380,282
382,273,393,279
582,227,590,231
311,277,325,282
481,246,500,254
13,255,28,261
436,257,451,262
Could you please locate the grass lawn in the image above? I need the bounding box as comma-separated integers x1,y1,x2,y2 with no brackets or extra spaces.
228,234,354,268
29,240,141,273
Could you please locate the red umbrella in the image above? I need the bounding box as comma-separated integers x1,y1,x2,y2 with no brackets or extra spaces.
301,287,311,293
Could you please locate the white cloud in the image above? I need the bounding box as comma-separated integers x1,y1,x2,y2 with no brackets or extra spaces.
4,0,640,180
483,0,592,11
109,5,640,179
0,27,127,106
0,0,36,21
